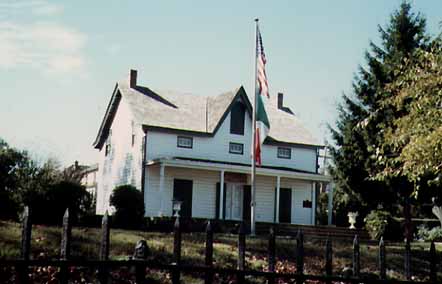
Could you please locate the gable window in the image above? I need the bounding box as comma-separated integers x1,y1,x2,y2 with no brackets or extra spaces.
230,101,246,135
229,142,244,155
177,136,193,149
105,130,112,157
131,121,136,147
277,147,291,159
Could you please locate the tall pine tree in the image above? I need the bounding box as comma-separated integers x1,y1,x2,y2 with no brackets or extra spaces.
329,2,429,226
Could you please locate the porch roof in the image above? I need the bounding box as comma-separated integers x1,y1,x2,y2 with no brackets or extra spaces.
147,157,332,182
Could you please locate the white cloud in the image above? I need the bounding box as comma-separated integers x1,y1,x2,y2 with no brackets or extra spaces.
0,1,86,74
0,0,62,16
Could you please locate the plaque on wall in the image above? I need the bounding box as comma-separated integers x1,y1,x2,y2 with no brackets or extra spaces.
302,200,312,208
224,172,248,183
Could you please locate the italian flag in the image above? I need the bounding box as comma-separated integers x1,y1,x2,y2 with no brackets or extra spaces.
255,94,270,166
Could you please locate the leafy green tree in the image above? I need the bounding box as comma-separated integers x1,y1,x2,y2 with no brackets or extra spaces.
0,139,26,220
329,2,429,225
373,41,442,197
110,185,144,229
45,181,92,224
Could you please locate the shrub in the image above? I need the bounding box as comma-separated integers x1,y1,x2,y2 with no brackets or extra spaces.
364,210,391,240
417,225,442,242
0,190,19,220
110,185,144,229
41,181,92,225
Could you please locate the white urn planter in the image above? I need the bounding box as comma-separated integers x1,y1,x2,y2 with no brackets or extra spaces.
432,206,442,227
347,212,359,229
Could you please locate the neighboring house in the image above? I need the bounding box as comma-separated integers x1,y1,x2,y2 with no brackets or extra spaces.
93,70,332,225
81,163,99,199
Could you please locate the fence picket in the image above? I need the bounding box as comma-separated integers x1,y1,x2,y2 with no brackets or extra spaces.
325,235,332,277
205,221,213,284
353,234,360,278
133,240,148,284
59,208,71,284
429,241,437,283
379,237,386,280
17,206,32,284
405,238,411,280
172,217,181,284
98,211,110,284
296,229,304,274
237,222,246,283
268,227,276,284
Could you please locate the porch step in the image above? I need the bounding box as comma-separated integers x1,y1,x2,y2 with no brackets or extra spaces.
256,223,370,240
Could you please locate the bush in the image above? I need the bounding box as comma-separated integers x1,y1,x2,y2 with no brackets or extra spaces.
0,190,19,220
35,181,92,225
364,210,391,240
110,185,144,229
417,225,442,242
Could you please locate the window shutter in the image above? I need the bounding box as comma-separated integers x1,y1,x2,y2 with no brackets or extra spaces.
215,183,220,219
222,184,226,220
274,187,277,223
215,183,227,220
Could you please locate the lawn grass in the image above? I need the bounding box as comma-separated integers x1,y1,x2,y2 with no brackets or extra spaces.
1,220,441,283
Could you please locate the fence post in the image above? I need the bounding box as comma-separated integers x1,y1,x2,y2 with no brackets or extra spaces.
205,221,213,284
404,238,411,280
352,234,360,278
296,229,304,274
430,241,437,283
237,222,246,283
325,235,332,277
98,212,110,284
172,217,181,284
268,226,276,284
59,208,71,284
133,240,148,284
378,237,386,280
17,206,32,284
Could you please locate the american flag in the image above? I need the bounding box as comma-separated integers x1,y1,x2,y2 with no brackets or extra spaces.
256,26,269,98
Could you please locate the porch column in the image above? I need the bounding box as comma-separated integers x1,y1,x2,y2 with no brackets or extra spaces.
327,182,334,225
275,176,280,223
219,170,225,219
159,163,165,216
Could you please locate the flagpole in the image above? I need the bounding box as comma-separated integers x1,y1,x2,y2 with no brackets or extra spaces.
251,18,259,236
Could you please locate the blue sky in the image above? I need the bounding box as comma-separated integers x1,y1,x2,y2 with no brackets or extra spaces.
0,0,441,166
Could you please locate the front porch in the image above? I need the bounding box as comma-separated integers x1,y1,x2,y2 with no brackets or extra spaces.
144,157,333,226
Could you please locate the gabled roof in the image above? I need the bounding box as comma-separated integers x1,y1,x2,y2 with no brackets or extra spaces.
93,80,321,149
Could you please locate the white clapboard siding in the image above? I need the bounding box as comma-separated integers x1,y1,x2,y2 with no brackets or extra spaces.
146,111,317,173
145,166,218,218
96,97,144,215
255,175,277,223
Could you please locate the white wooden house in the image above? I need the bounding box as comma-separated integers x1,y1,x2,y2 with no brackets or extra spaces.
93,70,332,225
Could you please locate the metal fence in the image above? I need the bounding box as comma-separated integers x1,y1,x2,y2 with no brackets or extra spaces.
0,206,439,284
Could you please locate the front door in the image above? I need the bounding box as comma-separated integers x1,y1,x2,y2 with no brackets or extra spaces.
225,183,243,220
173,179,193,218
279,188,292,223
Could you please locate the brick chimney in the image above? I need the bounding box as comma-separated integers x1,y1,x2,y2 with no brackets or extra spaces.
276,92,294,115
277,92,284,110
129,69,137,88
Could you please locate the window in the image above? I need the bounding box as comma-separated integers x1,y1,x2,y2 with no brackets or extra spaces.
177,136,193,148
229,142,244,155
105,130,112,156
277,147,291,159
131,121,135,147
230,101,246,135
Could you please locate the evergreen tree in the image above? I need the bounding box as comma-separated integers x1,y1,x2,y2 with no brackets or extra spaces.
329,2,429,226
